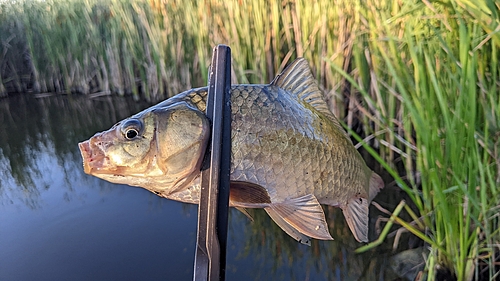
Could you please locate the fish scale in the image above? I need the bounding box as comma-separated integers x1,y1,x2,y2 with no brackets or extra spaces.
78,58,384,244
230,86,314,199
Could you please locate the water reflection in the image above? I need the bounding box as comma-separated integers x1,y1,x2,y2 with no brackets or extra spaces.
0,94,148,208
0,94,412,280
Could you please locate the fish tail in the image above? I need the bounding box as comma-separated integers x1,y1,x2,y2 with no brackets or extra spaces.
368,172,384,202
341,172,384,243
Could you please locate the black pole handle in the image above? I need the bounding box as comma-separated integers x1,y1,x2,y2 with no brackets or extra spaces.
193,45,232,281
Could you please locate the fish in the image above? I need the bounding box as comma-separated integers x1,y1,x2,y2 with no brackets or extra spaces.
78,58,384,245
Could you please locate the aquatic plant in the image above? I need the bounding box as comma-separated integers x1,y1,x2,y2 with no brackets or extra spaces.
347,1,500,280
0,0,498,279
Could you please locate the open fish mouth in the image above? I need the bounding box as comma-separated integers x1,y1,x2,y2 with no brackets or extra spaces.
78,140,106,174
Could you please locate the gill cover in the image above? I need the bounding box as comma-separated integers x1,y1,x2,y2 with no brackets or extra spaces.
153,102,210,195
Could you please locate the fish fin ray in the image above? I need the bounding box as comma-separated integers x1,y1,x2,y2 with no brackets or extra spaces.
369,172,385,201
269,194,333,241
271,58,348,137
342,196,369,242
235,207,254,222
229,181,271,208
265,207,311,246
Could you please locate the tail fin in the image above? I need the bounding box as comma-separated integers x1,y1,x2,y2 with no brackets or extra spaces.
342,172,385,242
368,172,384,202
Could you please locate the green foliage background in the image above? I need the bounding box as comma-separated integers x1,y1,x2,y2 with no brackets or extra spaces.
1,0,499,279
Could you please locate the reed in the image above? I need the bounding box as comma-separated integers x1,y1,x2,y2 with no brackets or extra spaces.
344,1,500,280
1,0,498,279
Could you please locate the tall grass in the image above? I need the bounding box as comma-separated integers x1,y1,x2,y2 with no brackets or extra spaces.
345,1,500,279
1,0,499,279
0,0,359,102
1,0,195,100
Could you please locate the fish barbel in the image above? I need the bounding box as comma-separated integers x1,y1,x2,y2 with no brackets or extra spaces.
78,58,384,245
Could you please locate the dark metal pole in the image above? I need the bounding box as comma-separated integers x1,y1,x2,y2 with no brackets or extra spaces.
193,45,232,281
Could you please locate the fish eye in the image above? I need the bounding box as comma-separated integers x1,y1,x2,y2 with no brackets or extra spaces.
121,119,143,140
125,128,139,140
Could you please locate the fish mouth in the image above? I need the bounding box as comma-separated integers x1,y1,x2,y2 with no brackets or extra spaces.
78,140,106,175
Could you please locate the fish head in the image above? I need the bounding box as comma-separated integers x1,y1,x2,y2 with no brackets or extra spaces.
78,102,210,195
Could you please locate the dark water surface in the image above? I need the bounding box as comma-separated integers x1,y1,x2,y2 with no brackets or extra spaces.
0,94,412,281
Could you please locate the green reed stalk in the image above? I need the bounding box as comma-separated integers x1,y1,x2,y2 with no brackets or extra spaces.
346,0,499,279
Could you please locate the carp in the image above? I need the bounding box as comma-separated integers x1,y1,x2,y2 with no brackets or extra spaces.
79,58,384,245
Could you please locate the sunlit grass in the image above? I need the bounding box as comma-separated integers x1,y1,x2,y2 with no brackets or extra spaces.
343,1,499,280
1,0,499,279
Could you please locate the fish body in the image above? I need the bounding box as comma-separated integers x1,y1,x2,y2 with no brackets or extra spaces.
79,58,384,245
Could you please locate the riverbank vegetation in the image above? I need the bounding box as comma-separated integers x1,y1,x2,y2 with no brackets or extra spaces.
1,0,499,279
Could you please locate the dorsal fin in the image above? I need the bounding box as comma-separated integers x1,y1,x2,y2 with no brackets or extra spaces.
271,58,346,134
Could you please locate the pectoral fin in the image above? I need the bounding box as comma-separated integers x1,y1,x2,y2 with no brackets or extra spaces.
235,207,254,222
267,194,333,242
229,181,271,208
341,196,369,242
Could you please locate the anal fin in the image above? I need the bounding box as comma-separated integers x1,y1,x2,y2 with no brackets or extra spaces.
265,207,311,246
267,194,333,242
342,196,369,242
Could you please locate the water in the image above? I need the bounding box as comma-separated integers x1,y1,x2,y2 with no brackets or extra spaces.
0,94,414,281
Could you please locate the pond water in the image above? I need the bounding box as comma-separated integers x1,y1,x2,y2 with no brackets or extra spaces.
0,94,414,280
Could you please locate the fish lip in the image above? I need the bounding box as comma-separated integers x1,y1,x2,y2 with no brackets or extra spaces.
78,140,105,174
78,140,92,174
